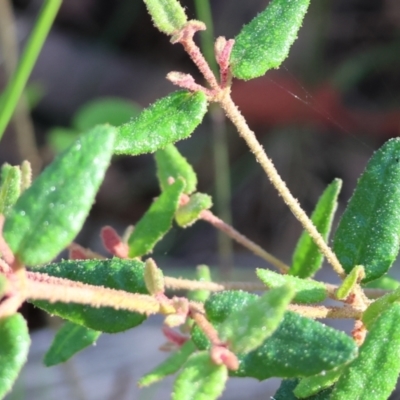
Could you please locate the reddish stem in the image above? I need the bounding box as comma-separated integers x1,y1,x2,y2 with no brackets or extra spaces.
172,21,219,91
189,303,222,346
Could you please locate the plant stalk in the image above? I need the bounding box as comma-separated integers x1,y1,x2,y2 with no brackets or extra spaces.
200,209,289,273
219,92,347,280
194,0,234,279
0,0,61,139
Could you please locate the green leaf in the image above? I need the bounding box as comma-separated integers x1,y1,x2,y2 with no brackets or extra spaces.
143,0,187,35
4,125,116,266
44,321,101,366
144,258,165,295
274,379,334,400
333,139,400,282
191,291,258,351
189,265,212,303
363,275,400,291
197,291,357,380
362,284,400,328
175,193,212,227
128,178,185,257
155,144,197,194
336,265,365,300
139,340,196,387
0,313,30,398
172,351,228,400
290,179,342,278
73,98,141,132
256,268,327,304
230,0,311,80
0,164,21,216
205,291,258,324
218,285,294,354
31,258,148,333
234,311,357,380
331,303,400,400
114,91,208,155
294,367,344,398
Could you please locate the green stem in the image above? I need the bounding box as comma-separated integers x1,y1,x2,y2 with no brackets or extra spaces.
193,0,217,74
0,0,62,139
194,0,234,278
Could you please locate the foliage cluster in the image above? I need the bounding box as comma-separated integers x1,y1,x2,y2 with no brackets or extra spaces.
1,0,400,399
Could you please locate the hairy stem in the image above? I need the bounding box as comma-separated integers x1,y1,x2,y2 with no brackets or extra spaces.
289,304,363,319
164,276,267,292
27,279,160,315
219,93,346,279
189,302,221,345
173,21,219,91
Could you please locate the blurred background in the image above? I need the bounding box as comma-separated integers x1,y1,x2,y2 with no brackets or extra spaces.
1,0,400,398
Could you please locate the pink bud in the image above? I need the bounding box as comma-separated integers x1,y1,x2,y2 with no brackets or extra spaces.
100,226,129,258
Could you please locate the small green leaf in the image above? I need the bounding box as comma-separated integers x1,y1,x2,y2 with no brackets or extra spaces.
294,367,344,398
44,321,101,366
32,258,148,333
363,275,400,291
230,0,311,80
47,127,80,153
333,139,400,282
205,291,258,324
191,291,258,351
195,291,357,380
128,178,185,257
139,340,196,387
189,265,212,303
331,303,400,400
218,285,294,354
155,144,197,194
0,165,21,216
256,268,327,304
0,313,30,398
274,379,334,400
175,193,212,227
73,97,141,132
4,125,116,266
144,258,165,295
336,265,365,300
172,351,228,400
362,284,400,328
114,91,208,156
290,179,342,278
143,0,187,35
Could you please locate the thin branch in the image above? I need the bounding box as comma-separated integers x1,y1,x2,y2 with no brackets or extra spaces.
166,276,389,305
200,209,289,273
288,304,363,320
219,93,347,280
164,276,266,292
172,21,219,91
26,278,160,315
189,302,221,345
